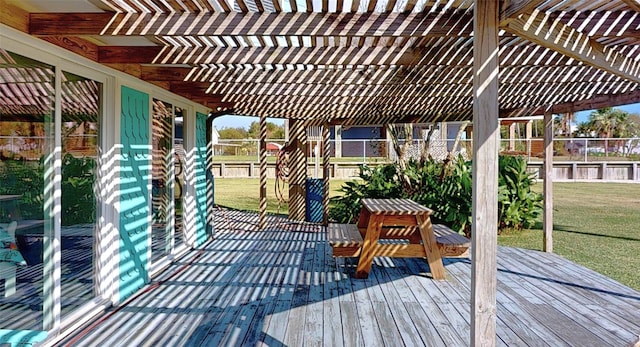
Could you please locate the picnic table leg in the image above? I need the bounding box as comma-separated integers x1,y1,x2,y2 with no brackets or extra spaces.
355,214,383,279
356,208,370,237
417,214,446,280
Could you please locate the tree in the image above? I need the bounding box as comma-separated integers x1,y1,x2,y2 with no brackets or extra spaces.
554,112,575,137
218,127,248,139
247,121,285,139
585,108,629,156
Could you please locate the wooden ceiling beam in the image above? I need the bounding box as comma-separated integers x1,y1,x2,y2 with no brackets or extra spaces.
141,66,193,81
98,46,164,64
95,41,579,67
168,81,216,95
96,45,425,65
198,66,616,88
29,12,114,36
500,88,640,117
503,11,640,84
212,78,633,106
500,0,547,23
29,11,473,38
548,11,640,39
620,0,640,13
0,0,29,32
41,36,99,61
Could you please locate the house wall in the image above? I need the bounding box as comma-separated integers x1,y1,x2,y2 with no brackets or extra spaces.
0,24,212,346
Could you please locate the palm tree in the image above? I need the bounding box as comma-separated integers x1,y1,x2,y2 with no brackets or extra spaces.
555,112,575,137
587,108,628,157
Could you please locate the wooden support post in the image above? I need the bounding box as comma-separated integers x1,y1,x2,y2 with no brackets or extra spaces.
322,123,331,225
259,114,268,230
471,1,499,346
288,119,307,221
543,111,553,252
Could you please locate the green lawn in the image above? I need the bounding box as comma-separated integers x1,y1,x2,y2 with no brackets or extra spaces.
213,179,640,291
498,182,640,291
213,178,352,215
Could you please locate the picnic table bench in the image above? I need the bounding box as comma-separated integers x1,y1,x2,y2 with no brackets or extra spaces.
328,198,470,279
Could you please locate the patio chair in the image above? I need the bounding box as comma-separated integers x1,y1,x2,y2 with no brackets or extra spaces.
0,221,19,297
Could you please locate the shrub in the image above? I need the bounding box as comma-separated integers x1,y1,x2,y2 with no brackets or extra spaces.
61,154,96,226
0,159,45,221
329,155,542,236
328,164,402,224
498,155,543,230
410,158,473,236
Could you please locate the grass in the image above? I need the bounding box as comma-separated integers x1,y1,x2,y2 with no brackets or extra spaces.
214,179,640,291
498,182,640,291
213,178,352,215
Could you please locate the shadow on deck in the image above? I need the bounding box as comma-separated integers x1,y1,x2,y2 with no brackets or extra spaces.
61,209,640,347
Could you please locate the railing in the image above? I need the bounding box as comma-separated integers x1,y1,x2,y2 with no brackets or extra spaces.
214,137,640,164
0,135,98,160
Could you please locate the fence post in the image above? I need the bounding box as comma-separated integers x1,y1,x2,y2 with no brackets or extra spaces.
362,140,366,164
584,139,588,162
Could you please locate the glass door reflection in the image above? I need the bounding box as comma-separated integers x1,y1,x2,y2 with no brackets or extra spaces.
151,99,173,262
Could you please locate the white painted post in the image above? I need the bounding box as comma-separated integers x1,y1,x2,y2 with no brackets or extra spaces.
584,139,588,162
543,112,553,252
471,0,499,345
335,125,342,158
509,122,516,151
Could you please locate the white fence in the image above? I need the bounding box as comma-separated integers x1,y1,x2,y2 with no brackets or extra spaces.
215,137,640,163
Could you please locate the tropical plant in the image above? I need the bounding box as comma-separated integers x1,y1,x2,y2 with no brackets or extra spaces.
497,156,543,230
61,154,96,225
0,159,45,221
328,164,402,224
408,157,473,236
329,155,542,236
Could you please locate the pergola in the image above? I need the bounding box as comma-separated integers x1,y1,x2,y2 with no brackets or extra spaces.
1,0,639,345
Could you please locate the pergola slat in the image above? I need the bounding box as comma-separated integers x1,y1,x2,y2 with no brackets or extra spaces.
504,11,640,84
29,11,475,38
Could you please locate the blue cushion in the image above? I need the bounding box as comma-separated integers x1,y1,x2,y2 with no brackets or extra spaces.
0,229,26,266
0,249,26,266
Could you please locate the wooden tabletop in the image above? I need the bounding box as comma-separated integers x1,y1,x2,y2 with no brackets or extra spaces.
361,198,433,216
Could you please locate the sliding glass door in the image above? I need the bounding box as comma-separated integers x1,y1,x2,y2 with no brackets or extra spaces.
0,48,102,335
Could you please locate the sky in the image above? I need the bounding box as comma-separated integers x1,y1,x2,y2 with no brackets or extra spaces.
575,103,640,124
212,103,640,130
213,115,284,130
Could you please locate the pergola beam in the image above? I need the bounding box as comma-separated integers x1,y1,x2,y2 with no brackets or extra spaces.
500,88,640,117
29,11,473,37
500,0,548,22
621,0,640,13
29,12,114,35
503,11,640,84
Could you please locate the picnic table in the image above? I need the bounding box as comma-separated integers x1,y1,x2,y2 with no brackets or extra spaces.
328,198,470,279
355,198,446,279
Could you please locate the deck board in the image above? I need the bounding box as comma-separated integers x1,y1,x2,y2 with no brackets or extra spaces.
61,210,640,347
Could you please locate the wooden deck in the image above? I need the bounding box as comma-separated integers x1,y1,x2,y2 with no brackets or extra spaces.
62,209,640,346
